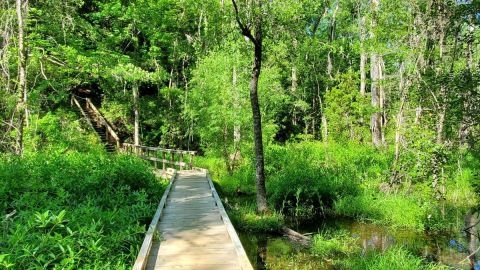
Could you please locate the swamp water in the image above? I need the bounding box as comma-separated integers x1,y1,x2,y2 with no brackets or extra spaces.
238,219,480,270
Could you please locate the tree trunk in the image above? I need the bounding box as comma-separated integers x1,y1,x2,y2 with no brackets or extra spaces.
392,63,407,184
133,83,140,145
370,54,383,147
231,0,268,213
327,2,339,80
360,52,367,96
359,14,367,96
369,0,384,147
250,42,268,213
233,66,241,155
15,0,28,155
465,211,478,270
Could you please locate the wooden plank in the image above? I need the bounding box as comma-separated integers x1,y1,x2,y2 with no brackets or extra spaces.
151,254,239,266
139,170,252,270
151,241,235,253
205,170,254,270
150,264,241,270
133,170,177,270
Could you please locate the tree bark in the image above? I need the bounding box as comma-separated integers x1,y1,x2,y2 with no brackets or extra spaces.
233,66,241,158
327,1,339,80
15,0,28,156
370,54,383,147
133,83,140,146
464,211,478,270
232,0,268,213
359,14,367,96
369,0,384,147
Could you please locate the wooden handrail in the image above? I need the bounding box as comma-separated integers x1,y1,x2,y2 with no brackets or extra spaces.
133,169,177,270
204,169,254,270
71,95,96,132
85,98,121,148
123,143,196,170
123,143,196,155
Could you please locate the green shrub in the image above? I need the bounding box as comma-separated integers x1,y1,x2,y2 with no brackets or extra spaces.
0,152,166,269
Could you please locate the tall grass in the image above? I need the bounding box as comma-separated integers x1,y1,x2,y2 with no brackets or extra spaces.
342,247,449,270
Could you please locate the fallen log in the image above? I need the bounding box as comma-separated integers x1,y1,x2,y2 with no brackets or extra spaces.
280,225,311,247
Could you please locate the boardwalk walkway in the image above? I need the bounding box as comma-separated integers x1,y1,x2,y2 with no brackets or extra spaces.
134,170,253,270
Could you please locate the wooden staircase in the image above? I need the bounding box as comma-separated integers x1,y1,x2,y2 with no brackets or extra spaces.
72,95,120,152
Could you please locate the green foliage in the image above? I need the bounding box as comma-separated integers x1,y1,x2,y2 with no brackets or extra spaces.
228,202,284,233
334,192,426,230
325,70,371,142
311,231,359,258
24,110,102,154
0,152,166,268
342,247,449,270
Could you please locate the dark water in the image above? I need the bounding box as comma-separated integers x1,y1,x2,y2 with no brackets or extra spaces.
238,218,480,270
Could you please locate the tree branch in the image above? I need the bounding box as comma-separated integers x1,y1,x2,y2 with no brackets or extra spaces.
231,0,258,46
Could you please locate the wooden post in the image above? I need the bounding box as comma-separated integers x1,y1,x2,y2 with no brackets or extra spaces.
189,154,193,169
171,151,174,169
154,150,158,169
162,151,166,171
179,152,184,170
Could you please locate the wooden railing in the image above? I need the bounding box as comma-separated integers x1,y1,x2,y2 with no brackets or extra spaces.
85,98,121,149
122,143,196,170
71,95,95,130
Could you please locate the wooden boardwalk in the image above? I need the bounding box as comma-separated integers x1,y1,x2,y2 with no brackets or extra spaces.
134,170,253,270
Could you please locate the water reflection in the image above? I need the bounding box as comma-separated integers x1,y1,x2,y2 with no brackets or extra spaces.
239,216,480,270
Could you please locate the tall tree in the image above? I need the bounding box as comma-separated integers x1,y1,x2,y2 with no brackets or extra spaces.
15,0,27,155
232,0,268,213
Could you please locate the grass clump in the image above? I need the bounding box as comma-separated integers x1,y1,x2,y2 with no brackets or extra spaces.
342,247,449,270
311,231,359,258
0,152,166,269
334,192,426,230
228,202,284,233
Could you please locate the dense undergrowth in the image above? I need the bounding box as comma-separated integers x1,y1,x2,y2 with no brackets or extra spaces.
198,141,478,269
0,152,165,269
310,231,449,270
199,141,478,232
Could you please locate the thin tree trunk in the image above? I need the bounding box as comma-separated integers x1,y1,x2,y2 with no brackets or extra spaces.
251,42,267,213
232,0,268,213
15,0,28,155
291,65,297,126
370,54,383,146
465,211,478,270
327,1,339,80
232,66,241,170
392,63,407,184
360,53,367,96
370,0,383,147
359,14,367,96
394,64,407,162
133,83,140,145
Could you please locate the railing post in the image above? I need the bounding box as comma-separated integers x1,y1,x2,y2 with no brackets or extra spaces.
189,153,194,169
162,151,166,171
171,151,174,170
179,152,184,171
153,149,158,169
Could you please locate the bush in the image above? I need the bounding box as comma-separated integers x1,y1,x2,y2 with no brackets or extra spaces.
0,152,166,269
